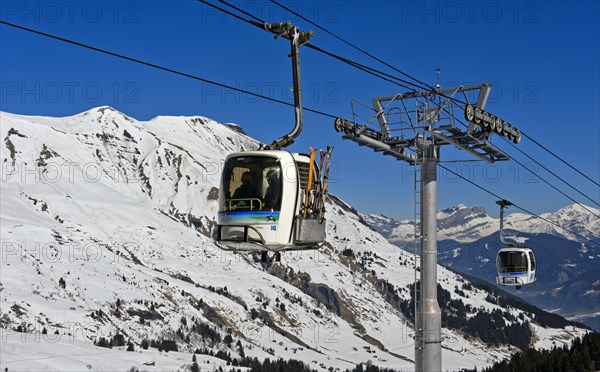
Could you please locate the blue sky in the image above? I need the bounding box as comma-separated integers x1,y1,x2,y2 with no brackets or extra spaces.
1,1,599,220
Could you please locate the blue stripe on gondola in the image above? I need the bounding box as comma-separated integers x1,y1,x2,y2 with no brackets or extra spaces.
218,211,280,224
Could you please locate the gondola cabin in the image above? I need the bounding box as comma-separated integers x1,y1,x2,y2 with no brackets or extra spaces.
496,247,536,289
215,150,326,252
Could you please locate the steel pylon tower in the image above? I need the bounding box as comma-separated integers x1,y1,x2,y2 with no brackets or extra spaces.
334,83,520,371
414,138,441,371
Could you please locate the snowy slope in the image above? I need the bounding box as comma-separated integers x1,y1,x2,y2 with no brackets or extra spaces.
0,107,590,371
1,332,244,372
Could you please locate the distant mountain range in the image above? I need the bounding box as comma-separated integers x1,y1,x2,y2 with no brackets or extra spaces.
363,204,598,245
361,204,600,332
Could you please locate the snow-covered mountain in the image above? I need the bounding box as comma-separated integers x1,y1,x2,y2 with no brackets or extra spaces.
361,204,600,332
0,107,590,371
363,204,599,246
506,204,600,245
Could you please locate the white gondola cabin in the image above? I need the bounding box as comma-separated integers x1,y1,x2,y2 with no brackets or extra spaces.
496,247,536,288
215,150,326,252
212,22,330,258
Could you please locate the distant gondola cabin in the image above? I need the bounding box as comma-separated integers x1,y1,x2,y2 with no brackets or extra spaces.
496,247,536,288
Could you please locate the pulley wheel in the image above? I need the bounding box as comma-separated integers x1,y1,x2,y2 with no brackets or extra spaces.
464,104,475,122
514,131,521,144
474,108,482,125
493,117,501,132
343,122,354,135
482,113,490,128
495,120,504,134
334,117,343,133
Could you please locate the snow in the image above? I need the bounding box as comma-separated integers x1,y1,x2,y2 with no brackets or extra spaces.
0,107,590,371
370,202,598,246
1,332,244,371
532,326,587,351
437,204,468,219
505,236,529,244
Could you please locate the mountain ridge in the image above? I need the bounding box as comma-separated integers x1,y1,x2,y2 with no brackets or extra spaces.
361,203,598,245
0,107,591,371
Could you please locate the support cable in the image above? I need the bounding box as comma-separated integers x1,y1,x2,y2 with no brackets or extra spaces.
304,44,418,91
2,19,596,246
266,0,600,190
521,131,600,188
218,0,265,24
498,132,600,208
198,0,423,92
438,164,599,246
494,149,600,218
452,116,600,214
269,0,433,91
199,0,264,28
0,20,337,120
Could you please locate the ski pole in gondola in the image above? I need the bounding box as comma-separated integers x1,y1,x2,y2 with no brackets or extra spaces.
318,146,334,221
303,147,317,218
